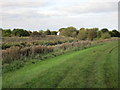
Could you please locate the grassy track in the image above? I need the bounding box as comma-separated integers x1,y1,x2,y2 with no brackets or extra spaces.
3,41,118,88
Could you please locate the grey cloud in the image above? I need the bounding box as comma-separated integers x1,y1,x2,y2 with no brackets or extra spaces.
60,2,117,15
2,11,117,31
1,0,118,30
1,0,118,18
0,0,48,8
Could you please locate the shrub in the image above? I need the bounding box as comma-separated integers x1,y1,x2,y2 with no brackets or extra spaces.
101,32,111,39
2,38,117,64
2,46,21,63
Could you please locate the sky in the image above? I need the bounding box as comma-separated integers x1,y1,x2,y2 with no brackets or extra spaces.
0,0,119,31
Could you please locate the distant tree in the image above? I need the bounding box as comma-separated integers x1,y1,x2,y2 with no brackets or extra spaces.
71,31,78,37
28,31,32,34
97,31,102,38
51,31,57,35
66,27,77,37
38,30,46,37
108,31,113,37
98,28,111,39
60,27,77,37
44,29,51,35
101,32,111,39
2,29,12,37
101,28,109,33
12,29,30,37
23,30,30,36
87,28,98,40
59,28,66,36
39,30,44,35
59,28,66,32
80,28,86,31
77,28,88,40
30,31,41,37
111,30,120,37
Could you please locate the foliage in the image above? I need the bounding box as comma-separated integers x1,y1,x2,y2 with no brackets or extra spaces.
101,28,109,33
44,29,51,35
3,40,118,88
2,40,91,64
87,28,98,40
51,31,57,35
77,28,98,40
101,32,111,39
2,38,117,64
77,28,88,40
2,29,12,37
12,29,30,37
110,30,120,37
2,36,76,49
30,31,41,37
97,31,102,38
39,30,45,36
59,27,78,37
1,27,120,39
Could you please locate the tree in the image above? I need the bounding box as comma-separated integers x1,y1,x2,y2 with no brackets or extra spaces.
39,30,44,35
44,29,51,35
101,28,109,33
23,30,30,36
51,31,57,35
60,27,78,37
87,28,98,40
108,31,113,37
111,30,120,37
71,31,78,37
80,28,86,31
12,29,30,37
99,28,111,39
59,28,66,32
101,32,111,39
30,31,41,37
28,31,32,34
77,28,88,40
2,29,12,37
59,28,66,36
97,31,102,38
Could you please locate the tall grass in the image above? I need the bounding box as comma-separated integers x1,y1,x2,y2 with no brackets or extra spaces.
2,38,118,74
2,46,54,64
2,36,76,49
2,38,118,64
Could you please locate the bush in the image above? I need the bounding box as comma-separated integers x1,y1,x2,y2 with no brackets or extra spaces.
12,29,30,37
101,32,111,39
3,38,117,64
77,28,87,40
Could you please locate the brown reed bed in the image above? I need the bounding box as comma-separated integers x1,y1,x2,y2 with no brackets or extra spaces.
2,38,118,64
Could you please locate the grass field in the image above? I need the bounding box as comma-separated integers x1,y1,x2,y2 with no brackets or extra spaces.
3,40,118,88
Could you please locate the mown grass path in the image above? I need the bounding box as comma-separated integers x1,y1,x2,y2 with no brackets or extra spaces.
3,41,118,88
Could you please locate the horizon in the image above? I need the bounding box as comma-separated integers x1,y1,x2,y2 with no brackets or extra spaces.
0,0,119,31
0,26,118,31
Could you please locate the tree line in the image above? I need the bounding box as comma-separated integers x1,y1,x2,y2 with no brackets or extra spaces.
1,28,57,37
1,27,120,40
59,27,120,40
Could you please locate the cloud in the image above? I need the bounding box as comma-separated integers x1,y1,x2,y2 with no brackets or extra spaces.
88,0,119,2
2,11,117,31
0,0,47,7
0,0,118,30
59,2,117,15
1,0,118,18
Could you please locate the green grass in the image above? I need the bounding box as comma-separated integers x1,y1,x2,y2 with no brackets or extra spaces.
3,40,118,88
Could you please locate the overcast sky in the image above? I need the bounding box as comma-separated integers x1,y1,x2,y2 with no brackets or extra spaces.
0,0,119,31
